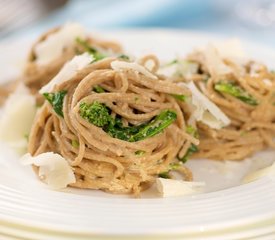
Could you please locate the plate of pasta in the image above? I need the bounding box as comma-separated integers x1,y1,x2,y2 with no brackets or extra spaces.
0,24,275,239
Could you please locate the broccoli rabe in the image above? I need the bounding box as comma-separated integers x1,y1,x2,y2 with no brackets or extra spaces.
43,90,67,117
164,59,178,66
93,85,105,93
176,125,199,163
135,150,146,156
128,110,177,142
158,162,181,179
158,172,170,179
71,139,79,148
170,94,186,102
178,144,198,163
104,117,142,141
76,37,105,61
214,82,258,106
118,54,130,60
79,101,111,127
79,102,177,142
186,125,199,138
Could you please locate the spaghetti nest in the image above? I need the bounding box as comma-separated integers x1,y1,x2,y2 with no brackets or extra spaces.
186,51,275,160
28,56,197,195
24,27,122,94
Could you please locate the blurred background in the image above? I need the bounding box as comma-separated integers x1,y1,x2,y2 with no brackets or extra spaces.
1,0,275,46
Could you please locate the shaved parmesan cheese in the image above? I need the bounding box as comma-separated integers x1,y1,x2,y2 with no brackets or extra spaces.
0,83,36,153
204,44,232,76
263,78,272,86
242,161,275,184
39,53,93,94
200,40,247,76
250,62,262,77
177,61,199,78
156,178,205,197
158,60,199,79
34,22,86,65
158,63,178,77
185,81,230,129
214,39,246,59
111,61,157,79
21,152,76,189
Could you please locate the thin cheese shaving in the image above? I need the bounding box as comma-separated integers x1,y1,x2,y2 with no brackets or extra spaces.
111,60,157,79
156,178,205,197
39,53,93,94
204,44,232,76
0,83,36,154
158,60,199,80
34,22,86,65
176,61,199,78
263,78,272,86
199,39,246,76
158,63,177,78
184,81,230,129
214,39,246,59
21,152,76,189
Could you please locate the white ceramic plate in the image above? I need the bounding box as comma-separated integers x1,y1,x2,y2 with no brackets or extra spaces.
0,29,275,240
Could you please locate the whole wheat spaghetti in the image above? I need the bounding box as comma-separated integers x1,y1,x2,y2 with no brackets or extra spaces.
28,56,196,195
24,25,122,94
0,24,122,106
177,48,275,160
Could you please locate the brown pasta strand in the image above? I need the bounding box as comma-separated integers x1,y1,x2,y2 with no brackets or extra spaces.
185,52,275,160
28,56,194,195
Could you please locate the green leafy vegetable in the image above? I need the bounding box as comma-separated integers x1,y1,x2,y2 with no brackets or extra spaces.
93,85,105,93
178,144,198,163
176,126,199,163
79,102,177,142
36,102,43,108
118,54,130,60
106,110,177,142
128,110,177,142
214,82,258,106
71,139,79,148
76,37,105,61
79,101,111,127
186,125,199,138
167,59,178,66
135,150,145,156
105,117,140,141
170,94,186,102
43,90,67,117
158,172,170,179
186,125,195,134
240,130,247,136
158,162,181,179
24,133,29,141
